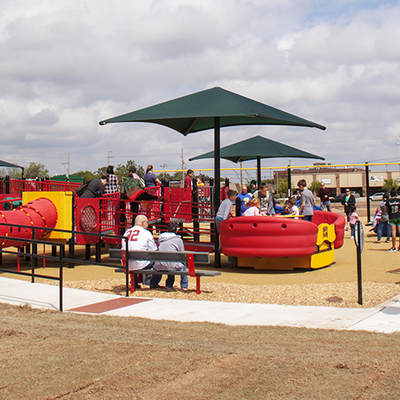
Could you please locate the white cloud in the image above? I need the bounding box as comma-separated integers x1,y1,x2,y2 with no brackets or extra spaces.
0,0,400,178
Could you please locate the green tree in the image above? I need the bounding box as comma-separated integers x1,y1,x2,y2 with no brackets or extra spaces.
309,180,321,194
276,178,287,198
24,162,49,179
382,178,398,192
0,167,23,179
115,160,145,184
73,170,97,182
276,178,295,198
160,171,182,182
95,166,107,177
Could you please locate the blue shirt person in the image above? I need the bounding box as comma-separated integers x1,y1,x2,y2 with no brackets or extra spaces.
236,185,252,215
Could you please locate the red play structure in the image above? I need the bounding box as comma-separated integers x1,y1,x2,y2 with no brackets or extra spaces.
0,177,345,270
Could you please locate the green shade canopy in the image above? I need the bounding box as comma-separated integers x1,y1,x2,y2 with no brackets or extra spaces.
0,160,23,170
189,135,324,163
99,87,326,133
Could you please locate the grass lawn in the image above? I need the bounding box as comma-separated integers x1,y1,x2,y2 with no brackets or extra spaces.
1,302,400,399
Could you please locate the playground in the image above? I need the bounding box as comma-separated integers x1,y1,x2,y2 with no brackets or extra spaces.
1,173,400,399
1,212,399,309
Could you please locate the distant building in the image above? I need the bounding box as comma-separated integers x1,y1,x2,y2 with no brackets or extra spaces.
274,167,400,195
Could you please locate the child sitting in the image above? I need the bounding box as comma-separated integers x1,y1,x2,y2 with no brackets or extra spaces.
281,200,292,215
289,196,299,219
281,197,299,218
243,198,261,216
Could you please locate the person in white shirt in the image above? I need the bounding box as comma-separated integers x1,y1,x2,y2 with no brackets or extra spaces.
215,189,237,250
216,190,237,228
121,215,159,289
289,196,299,219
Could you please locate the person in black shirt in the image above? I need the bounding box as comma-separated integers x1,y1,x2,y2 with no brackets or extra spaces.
386,187,400,252
80,175,109,198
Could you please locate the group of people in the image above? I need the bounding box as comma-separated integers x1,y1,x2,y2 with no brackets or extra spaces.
78,164,162,197
373,188,400,252
234,179,315,221
121,215,188,291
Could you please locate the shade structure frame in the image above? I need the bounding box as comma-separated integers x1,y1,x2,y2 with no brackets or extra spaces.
99,87,327,268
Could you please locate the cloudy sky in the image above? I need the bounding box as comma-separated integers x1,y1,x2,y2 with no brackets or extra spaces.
1,0,400,181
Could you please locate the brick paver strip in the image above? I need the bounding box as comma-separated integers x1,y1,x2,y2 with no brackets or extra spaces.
68,297,151,313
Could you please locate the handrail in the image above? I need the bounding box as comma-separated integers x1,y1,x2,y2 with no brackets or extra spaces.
0,222,131,306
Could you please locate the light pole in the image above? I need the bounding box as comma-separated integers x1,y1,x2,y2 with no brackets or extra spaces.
160,163,168,180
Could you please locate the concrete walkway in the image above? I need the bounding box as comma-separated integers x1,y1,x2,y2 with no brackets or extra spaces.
1,277,400,333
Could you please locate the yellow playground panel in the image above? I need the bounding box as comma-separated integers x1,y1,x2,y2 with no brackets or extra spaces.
22,191,73,240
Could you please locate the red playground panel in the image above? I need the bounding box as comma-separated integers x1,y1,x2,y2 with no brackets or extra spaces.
163,187,192,223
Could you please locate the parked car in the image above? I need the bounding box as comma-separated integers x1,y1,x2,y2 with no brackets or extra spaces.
330,193,345,203
369,192,385,201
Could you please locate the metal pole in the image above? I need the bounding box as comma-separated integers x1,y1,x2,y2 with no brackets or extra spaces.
59,244,64,312
257,156,261,188
214,117,221,269
287,165,292,197
5,175,9,194
356,220,363,305
365,162,371,222
31,229,35,283
125,237,129,297
31,229,37,273
235,197,241,217
192,178,199,241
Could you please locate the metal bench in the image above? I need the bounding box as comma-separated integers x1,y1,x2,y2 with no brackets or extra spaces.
109,249,221,294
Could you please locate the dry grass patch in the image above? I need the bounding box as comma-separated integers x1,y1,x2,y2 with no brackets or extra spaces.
1,302,400,399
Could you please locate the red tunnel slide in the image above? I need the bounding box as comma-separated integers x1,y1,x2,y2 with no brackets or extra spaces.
0,197,58,249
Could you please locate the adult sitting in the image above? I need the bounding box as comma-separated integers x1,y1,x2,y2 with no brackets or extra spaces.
152,222,189,291
80,175,109,198
121,215,160,288
120,167,160,216
144,165,161,188
253,183,275,215
236,185,252,215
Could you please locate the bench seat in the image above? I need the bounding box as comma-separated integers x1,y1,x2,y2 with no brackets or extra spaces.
110,249,220,294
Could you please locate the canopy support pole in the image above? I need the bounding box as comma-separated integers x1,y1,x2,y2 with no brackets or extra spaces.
365,162,371,222
183,117,199,136
214,117,221,269
257,156,261,187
